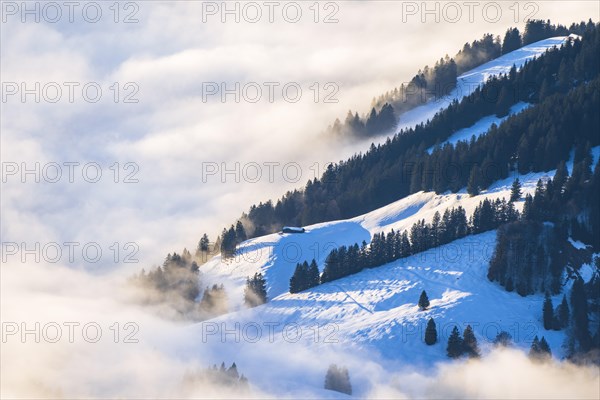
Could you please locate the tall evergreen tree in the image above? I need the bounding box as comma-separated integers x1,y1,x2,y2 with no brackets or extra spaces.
425,317,437,345
543,292,554,330
502,27,522,54
467,166,481,196
199,233,210,252
324,364,352,395
462,325,480,357
493,331,513,347
539,336,552,357
235,221,247,243
244,273,267,307
529,336,540,356
570,277,591,351
418,290,430,310
530,335,552,360
308,259,320,288
556,294,570,329
289,262,309,293
510,178,522,202
447,326,464,358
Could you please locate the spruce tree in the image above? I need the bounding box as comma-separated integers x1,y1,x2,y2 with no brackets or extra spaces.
557,295,570,329
510,178,522,202
198,233,210,252
324,364,352,395
235,221,247,243
308,259,320,288
570,277,591,351
543,292,554,330
529,336,541,359
462,325,480,358
447,326,464,358
418,290,430,310
227,362,239,380
244,273,267,307
539,336,552,357
467,166,481,196
493,331,513,347
289,263,304,294
425,317,437,345
522,194,534,220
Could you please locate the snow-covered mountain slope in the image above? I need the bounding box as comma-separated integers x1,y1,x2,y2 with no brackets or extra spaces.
395,36,569,133
198,146,599,381
191,37,596,396
426,102,530,154
200,153,589,304
192,159,600,396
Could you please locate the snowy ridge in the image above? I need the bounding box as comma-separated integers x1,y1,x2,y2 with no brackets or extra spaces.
395,37,569,133
426,102,531,154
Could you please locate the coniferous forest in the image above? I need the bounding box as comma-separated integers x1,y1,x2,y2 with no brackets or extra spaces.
140,18,600,364
226,21,599,239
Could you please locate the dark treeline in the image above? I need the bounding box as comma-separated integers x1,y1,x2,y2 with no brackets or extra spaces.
537,269,600,359
489,154,600,296
292,152,599,300
220,221,247,259
226,22,599,241
327,19,592,141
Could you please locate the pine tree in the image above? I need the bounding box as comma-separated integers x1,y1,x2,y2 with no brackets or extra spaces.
502,28,522,54
570,277,591,351
289,262,306,294
220,226,237,258
418,290,430,310
424,318,437,345
522,194,534,220
539,337,552,357
529,336,540,357
462,325,480,358
227,362,239,380
324,364,352,395
308,259,320,288
557,294,570,329
467,166,481,196
199,233,210,252
244,273,267,307
543,292,554,330
493,331,513,347
510,178,522,202
235,221,247,243
447,326,464,358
